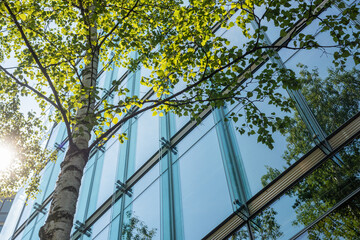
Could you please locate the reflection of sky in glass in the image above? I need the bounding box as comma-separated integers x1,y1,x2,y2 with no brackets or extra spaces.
233,122,290,196
250,144,360,239
228,73,308,196
124,179,160,240
96,140,120,208
133,111,159,172
178,128,232,239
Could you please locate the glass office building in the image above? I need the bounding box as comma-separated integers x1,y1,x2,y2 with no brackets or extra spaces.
0,198,13,233
1,1,360,239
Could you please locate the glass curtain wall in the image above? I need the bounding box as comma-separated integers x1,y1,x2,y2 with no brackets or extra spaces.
3,1,360,240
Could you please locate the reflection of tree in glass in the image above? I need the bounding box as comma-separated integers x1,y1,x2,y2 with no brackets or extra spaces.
230,173,283,240
306,193,360,240
230,227,249,240
230,207,283,240
253,208,283,240
262,66,360,239
121,211,157,240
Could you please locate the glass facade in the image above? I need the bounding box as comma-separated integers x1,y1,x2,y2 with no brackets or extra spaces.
1,1,360,240
0,197,13,233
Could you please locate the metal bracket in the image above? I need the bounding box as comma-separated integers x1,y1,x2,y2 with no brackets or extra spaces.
233,200,261,231
313,134,343,166
160,137,178,155
94,144,106,153
115,180,133,197
233,200,249,220
103,89,114,99
33,203,47,214
54,142,65,152
74,220,92,237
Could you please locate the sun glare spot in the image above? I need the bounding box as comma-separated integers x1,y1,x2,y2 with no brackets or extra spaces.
0,144,15,171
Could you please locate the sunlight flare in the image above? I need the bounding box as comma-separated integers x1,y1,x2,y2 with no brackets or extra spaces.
0,144,15,171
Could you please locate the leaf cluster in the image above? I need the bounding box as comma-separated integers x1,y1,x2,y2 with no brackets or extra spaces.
0,96,55,199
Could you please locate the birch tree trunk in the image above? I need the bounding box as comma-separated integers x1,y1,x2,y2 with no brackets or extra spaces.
39,18,99,240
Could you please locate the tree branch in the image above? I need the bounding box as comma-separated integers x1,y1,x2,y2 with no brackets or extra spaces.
3,1,73,144
97,0,140,49
90,0,339,150
0,65,59,110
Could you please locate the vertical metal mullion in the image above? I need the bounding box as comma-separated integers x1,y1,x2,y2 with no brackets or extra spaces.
26,215,39,240
118,62,140,239
213,107,251,208
27,124,68,239
160,112,184,240
118,121,132,239
166,114,177,240
83,152,99,226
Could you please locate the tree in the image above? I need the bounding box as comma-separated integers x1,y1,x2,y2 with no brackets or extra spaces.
0,96,54,198
262,67,360,239
230,208,283,240
286,67,360,239
231,168,283,240
122,211,157,240
0,0,359,239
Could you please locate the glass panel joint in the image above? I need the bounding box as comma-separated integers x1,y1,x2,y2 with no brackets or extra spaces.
115,180,133,197
33,203,47,214
160,137,178,155
74,220,92,237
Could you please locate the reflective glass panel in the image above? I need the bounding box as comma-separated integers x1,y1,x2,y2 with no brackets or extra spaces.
294,191,360,240
177,127,233,239
123,179,160,240
131,110,160,173
250,140,360,239
96,140,121,208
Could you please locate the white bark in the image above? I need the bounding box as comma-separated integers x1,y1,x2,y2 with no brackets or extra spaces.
39,19,99,240
38,144,89,240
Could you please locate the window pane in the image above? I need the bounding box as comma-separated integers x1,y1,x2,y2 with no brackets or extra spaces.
229,88,313,196
178,127,233,239
123,179,160,240
250,140,360,239
131,111,159,173
295,192,360,240
96,140,121,208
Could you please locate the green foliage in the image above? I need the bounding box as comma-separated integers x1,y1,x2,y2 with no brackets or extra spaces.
230,208,283,240
262,67,360,238
284,67,360,165
0,0,358,152
0,0,359,236
122,211,157,240
0,96,54,199
253,208,283,240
